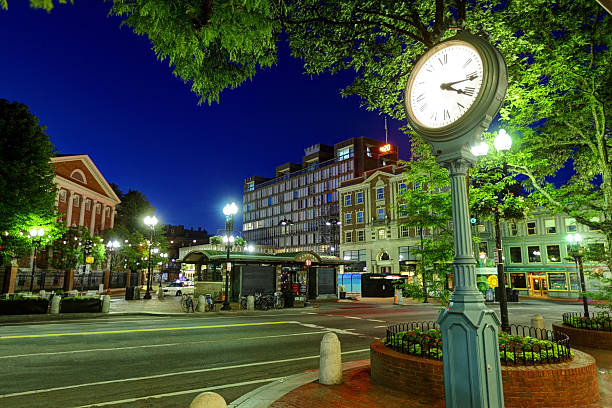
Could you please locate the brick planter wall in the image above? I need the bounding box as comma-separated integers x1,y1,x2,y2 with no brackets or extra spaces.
553,321,612,350
370,339,600,408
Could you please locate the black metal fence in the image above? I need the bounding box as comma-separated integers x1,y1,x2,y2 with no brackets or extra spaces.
384,322,572,366
563,311,612,332
73,272,105,291
16,271,65,291
109,272,127,288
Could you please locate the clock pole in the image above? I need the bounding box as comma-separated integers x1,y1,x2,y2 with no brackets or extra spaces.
403,31,508,408
437,148,504,408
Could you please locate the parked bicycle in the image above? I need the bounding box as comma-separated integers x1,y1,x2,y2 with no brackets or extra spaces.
181,293,194,313
204,293,215,312
239,295,248,310
273,291,284,309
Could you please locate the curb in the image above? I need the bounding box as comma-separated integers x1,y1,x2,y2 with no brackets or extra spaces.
0,306,316,324
228,359,370,408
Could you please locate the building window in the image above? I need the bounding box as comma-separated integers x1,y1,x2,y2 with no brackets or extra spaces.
399,183,407,193
70,169,86,183
565,218,576,233
59,190,66,202
246,181,255,192
377,229,385,240
478,242,488,257
509,222,518,236
527,221,537,235
345,231,352,243
247,203,251,211
544,219,557,234
345,213,352,225
399,205,408,217
85,199,91,211
344,194,351,206
528,246,541,263
356,192,363,203
357,230,365,242
327,192,333,203
509,247,522,264
366,146,372,157
293,191,299,199
356,211,363,223
546,245,561,262
338,146,354,160
96,204,101,214
377,208,385,220
510,273,527,289
268,197,272,206
400,225,409,238
73,195,80,207
376,188,384,200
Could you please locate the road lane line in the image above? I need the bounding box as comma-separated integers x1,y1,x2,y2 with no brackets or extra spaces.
0,348,369,398
0,321,287,340
0,331,329,359
289,321,361,336
374,325,387,328
367,319,386,322
70,377,286,408
344,316,362,319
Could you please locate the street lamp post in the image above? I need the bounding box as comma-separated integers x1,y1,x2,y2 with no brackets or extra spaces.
472,128,513,333
159,252,168,289
29,228,45,292
279,218,294,253
143,215,158,300
221,202,238,311
567,233,589,318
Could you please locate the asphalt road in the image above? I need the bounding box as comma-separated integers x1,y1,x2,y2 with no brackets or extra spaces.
0,299,587,408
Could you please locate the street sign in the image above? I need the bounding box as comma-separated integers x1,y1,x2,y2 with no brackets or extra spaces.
493,250,500,264
300,284,307,293
305,259,312,266
85,256,94,264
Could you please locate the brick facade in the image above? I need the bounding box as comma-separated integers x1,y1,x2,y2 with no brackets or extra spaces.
370,339,600,408
553,322,612,350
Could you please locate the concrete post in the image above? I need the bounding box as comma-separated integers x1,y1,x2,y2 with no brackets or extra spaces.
319,332,342,385
196,295,206,312
50,295,60,314
157,286,165,300
437,153,504,408
102,295,110,313
531,314,545,339
247,295,255,311
189,392,226,408
134,286,140,300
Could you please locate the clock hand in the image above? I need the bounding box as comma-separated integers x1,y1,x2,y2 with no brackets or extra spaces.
440,84,467,94
440,74,479,90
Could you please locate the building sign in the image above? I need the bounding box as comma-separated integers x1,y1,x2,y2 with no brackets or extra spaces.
85,256,94,264
305,259,312,266
379,144,391,153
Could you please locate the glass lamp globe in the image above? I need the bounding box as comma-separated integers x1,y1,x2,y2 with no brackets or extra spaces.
494,129,512,152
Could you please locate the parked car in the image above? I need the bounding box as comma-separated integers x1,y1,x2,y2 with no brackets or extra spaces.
163,281,194,296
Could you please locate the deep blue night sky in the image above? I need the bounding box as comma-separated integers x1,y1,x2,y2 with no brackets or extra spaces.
1,1,410,234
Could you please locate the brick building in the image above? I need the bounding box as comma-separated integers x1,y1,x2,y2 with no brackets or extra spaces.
242,137,398,255
53,155,121,234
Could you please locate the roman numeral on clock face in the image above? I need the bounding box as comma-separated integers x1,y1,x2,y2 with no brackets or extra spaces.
463,87,475,96
420,103,428,112
466,72,478,80
416,94,425,102
443,109,450,120
438,54,447,66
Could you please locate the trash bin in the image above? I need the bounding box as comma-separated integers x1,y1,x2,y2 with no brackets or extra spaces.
125,286,134,300
134,286,141,300
512,289,520,302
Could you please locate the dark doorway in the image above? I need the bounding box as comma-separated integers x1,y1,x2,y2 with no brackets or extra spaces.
361,274,396,297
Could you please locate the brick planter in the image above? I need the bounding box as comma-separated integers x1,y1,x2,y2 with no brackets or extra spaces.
370,339,600,407
553,322,612,351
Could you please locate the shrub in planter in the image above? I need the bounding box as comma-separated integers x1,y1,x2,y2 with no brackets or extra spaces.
59,296,102,313
0,295,49,315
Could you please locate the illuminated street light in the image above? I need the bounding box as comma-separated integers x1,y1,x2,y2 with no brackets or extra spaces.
221,203,238,310
567,233,589,318
143,215,159,299
28,228,45,292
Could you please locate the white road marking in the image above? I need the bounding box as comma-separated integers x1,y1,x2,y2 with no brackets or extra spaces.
374,325,387,328
70,377,285,408
367,319,386,322
289,321,361,336
0,348,369,398
0,331,329,359
344,316,362,320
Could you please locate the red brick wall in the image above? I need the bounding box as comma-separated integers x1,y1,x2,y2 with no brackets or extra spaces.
553,322,612,350
370,339,600,408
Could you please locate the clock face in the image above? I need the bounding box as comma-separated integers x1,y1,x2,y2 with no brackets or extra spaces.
408,43,484,129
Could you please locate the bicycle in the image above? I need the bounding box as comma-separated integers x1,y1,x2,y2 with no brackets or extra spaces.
239,295,248,310
204,294,215,312
181,293,194,313
273,292,284,309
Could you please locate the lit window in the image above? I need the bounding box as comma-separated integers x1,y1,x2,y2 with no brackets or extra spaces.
565,218,576,233
338,146,354,160
546,245,561,263
344,194,351,206
378,229,385,240
377,188,384,200
357,211,364,223
528,246,541,263
356,192,363,203
527,221,537,235
366,146,372,157
544,219,556,234
345,213,352,225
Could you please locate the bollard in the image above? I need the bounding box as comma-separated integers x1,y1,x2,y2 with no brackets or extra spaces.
196,295,206,312
134,286,140,300
247,295,255,311
189,392,227,408
157,287,165,300
50,295,60,314
531,314,545,339
101,295,110,313
39,290,46,298
319,332,342,385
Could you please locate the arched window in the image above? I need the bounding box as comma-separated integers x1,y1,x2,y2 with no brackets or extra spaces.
70,169,87,184
380,252,390,261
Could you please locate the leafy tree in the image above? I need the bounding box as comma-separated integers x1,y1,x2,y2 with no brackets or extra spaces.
210,236,223,245
51,226,106,270
112,188,155,234
0,99,64,265
396,139,454,304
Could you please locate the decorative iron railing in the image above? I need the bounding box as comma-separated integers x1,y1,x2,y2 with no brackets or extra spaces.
563,311,612,332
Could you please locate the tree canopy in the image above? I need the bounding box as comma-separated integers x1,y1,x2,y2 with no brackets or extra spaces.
0,99,64,265
112,187,156,234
